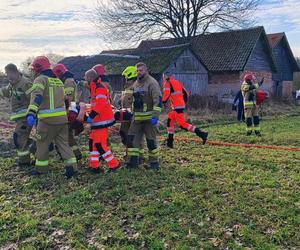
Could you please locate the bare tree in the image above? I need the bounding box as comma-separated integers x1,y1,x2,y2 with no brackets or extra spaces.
94,0,261,43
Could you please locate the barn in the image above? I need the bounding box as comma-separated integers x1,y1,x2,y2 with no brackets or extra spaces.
60,26,299,99
136,26,278,97
60,45,209,95
267,33,300,97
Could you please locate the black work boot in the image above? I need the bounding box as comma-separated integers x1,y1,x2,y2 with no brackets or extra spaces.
255,130,261,137
246,130,252,136
166,134,174,148
65,166,77,179
195,128,208,145
166,139,174,148
89,167,104,174
126,156,139,169
145,162,160,171
31,165,50,176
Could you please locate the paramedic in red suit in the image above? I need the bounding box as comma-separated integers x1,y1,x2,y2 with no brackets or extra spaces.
84,69,120,173
162,73,208,148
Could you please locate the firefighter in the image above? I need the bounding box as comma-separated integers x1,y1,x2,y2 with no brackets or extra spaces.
241,73,264,136
119,66,144,160
26,56,77,178
85,69,120,173
162,73,208,148
127,62,162,170
0,64,34,166
52,63,82,162
92,64,113,101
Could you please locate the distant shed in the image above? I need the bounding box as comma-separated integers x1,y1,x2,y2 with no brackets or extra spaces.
60,46,209,95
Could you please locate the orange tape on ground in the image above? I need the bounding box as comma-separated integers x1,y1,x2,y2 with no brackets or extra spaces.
165,136,300,153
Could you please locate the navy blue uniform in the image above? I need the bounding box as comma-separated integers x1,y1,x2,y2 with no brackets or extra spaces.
233,90,245,122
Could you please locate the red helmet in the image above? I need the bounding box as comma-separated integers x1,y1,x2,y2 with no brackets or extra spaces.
53,64,68,78
244,73,253,82
30,56,51,74
93,64,106,76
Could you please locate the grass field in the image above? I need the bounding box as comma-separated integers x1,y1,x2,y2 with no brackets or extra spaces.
0,111,299,249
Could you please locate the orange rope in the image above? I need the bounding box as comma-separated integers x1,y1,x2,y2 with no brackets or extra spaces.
1,121,299,152
163,136,300,153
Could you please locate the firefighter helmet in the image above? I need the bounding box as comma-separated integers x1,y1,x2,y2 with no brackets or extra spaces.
244,73,254,82
52,64,68,78
122,66,137,80
93,64,106,76
30,56,51,74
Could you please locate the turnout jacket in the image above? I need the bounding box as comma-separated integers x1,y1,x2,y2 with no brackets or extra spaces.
0,75,32,121
131,73,162,121
241,81,260,108
27,69,68,124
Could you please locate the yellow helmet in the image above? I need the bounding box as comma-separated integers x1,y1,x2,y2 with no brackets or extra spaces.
122,66,137,80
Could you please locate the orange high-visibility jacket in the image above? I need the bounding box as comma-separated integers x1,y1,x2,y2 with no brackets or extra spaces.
162,76,189,110
89,79,115,129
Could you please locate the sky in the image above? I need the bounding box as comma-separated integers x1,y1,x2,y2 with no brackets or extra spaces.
0,0,299,70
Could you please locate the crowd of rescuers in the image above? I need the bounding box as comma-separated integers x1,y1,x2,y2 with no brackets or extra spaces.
0,55,264,178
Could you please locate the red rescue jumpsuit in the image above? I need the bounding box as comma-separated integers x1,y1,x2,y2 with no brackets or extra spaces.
163,76,208,147
163,76,195,132
88,79,119,169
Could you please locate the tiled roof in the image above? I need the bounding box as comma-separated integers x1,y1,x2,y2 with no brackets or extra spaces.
60,26,283,78
138,26,276,72
60,45,190,79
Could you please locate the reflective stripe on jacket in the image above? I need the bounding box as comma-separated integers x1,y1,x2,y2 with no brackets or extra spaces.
132,74,162,121
27,70,67,124
89,79,115,129
241,81,259,108
163,76,189,110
